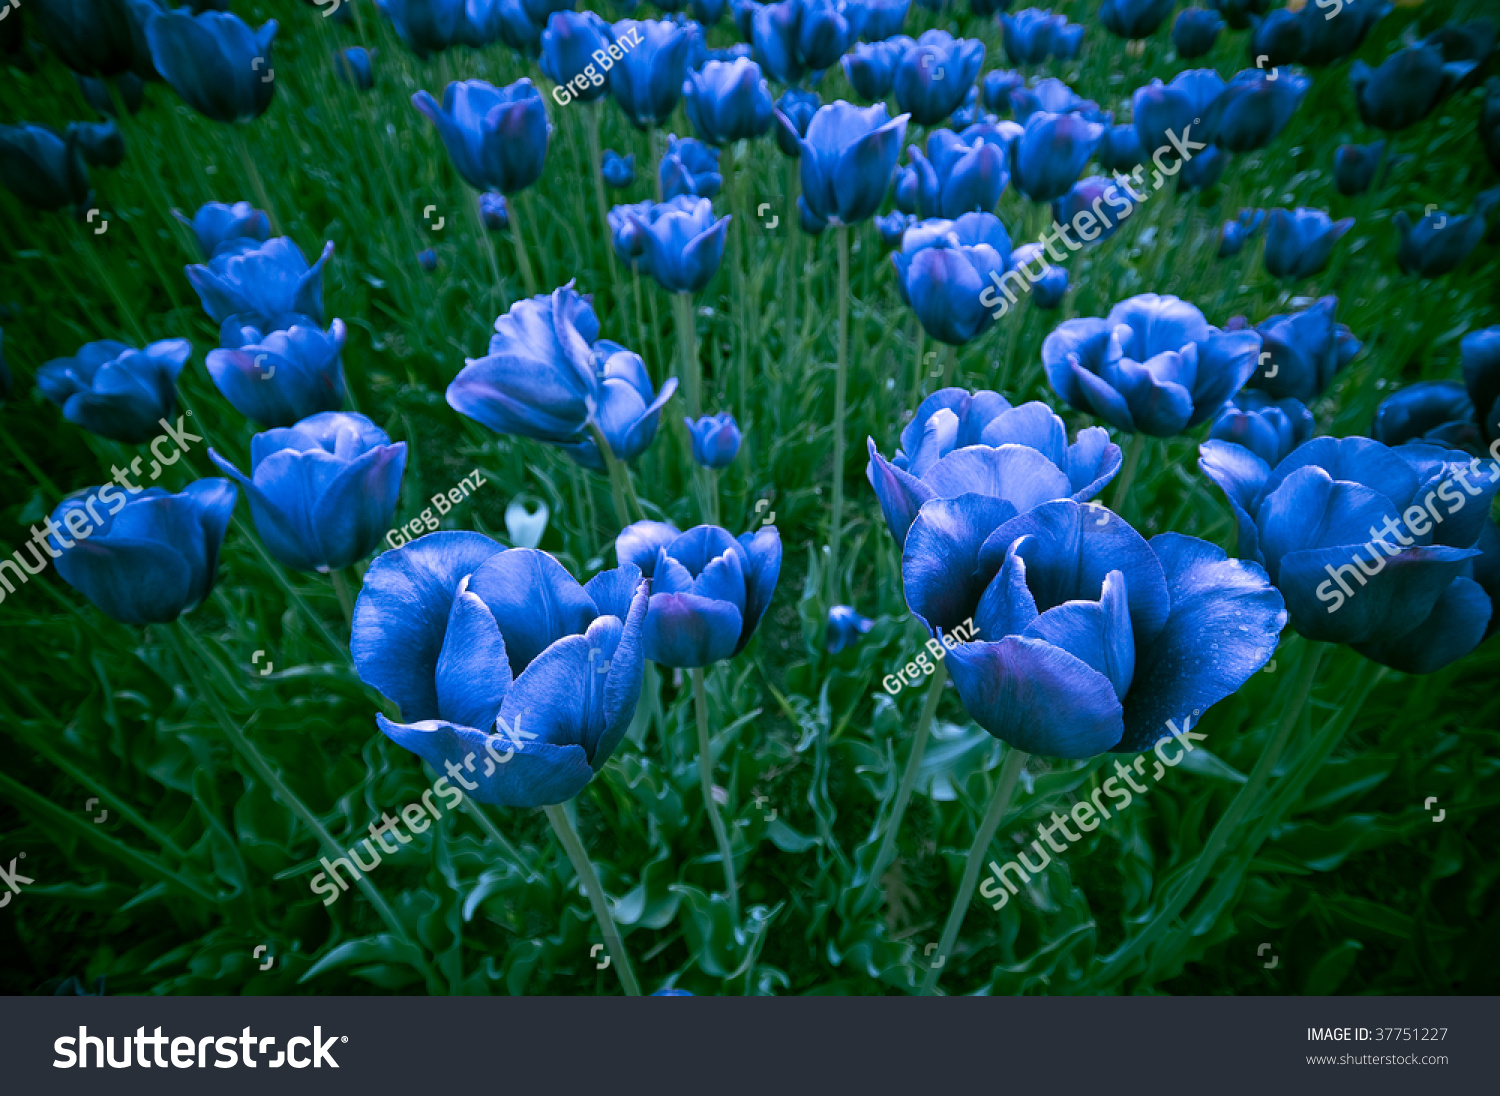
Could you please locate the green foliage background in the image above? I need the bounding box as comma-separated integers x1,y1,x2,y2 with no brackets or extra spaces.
1,0,1497,995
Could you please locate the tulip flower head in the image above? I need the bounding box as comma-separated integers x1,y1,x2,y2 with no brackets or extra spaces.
1370,382,1478,451
1042,294,1263,438
209,412,406,574
1000,9,1076,66
334,46,375,90
1394,206,1487,279
67,119,124,169
608,199,655,270
900,128,1009,219
616,521,782,667
601,149,635,189
0,124,91,213
773,87,819,156
684,57,775,145
186,236,335,329
1131,69,1224,158
826,604,874,653
893,30,985,127
76,71,147,117
1333,141,1384,196
480,191,510,230
1243,295,1360,404
627,195,731,292
1350,43,1475,132
1462,326,1500,444
867,385,1123,545
540,9,616,104
1100,0,1175,39
608,18,695,128
1010,110,1105,203
32,0,159,79
1171,8,1224,57
1217,207,1266,258
38,338,190,445
1201,67,1309,152
860,0,909,40
1009,78,1108,125
782,100,908,227
173,200,271,261
1209,390,1314,467
145,9,278,124
900,496,1285,755
841,37,912,102
419,248,438,271
981,70,1024,115
563,344,677,470
686,412,742,468
659,134,723,200
891,212,1014,345
1262,207,1353,280
1013,243,1068,308
413,78,550,195
352,534,650,808
1297,0,1389,66
378,0,502,58
205,319,347,428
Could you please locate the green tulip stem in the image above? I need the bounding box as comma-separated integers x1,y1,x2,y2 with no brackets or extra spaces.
692,666,740,919
508,190,539,297
165,623,439,991
1089,640,1328,988
543,803,642,996
1111,432,1148,518
919,745,1030,996
650,127,663,202
231,125,277,235
330,568,354,628
588,420,639,528
673,291,701,419
860,660,946,911
827,223,851,607
583,102,618,286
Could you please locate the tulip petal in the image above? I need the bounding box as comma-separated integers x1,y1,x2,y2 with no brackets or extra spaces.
1023,568,1136,700
643,591,742,667
467,547,598,678
1278,541,1479,644
1198,438,1272,564
615,520,680,576
1066,426,1123,501
903,494,1020,635
1353,576,1490,674
434,588,512,730
867,437,934,546
921,443,1074,512
1256,466,1400,584
735,525,781,654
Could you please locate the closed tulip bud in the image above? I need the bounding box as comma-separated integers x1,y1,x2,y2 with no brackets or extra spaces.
1333,141,1384,196
784,100,907,226
186,236,335,328
1351,43,1474,133
1209,390,1314,467
893,212,1013,346
1263,207,1352,280
353,535,650,808
1131,69,1224,160
1053,176,1136,243
629,194,731,292
684,58,774,146
413,78,549,195
495,0,544,58
1394,207,1486,279
660,134,722,199
0,124,91,213
1177,144,1224,192
1099,123,1145,173
1010,110,1103,203
893,30,984,126
875,210,915,249
1247,8,1303,69
798,0,865,70
981,70,1024,114
38,338,189,444
826,605,874,653
608,199,655,269
565,344,677,470
50,479,238,626
333,46,375,90
750,0,803,83
1245,296,1357,403
173,199,271,260
67,119,125,168
1370,382,1476,450
905,128,1009,219
773,87,819,157
480,190,510,230
540,10,615,104
1202,67,1308,152
145,9,278,124
617,521,782,667
1013,243,1068,307
999,9,1069,66
206,319,347,428
686,412,741,468
861,0,909,40
842,37,912,102
1217,207,1265,257
609,18,695,128
1171,8,1224,58
1054,21,1084,58
76,72,147,117
1043,293,1263,438
600,149,634,190
208,412,405,574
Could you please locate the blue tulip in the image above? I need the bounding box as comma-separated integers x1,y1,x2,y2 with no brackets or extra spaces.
608,199,655,269
1177,144,1224,191
903,128,1008,219
601,149,635,189
860,0,909,39
999,9,1067,65
684,57,774,145
1248,8,1304,69
1043,293,1263,437
1054,21,1084,58
564,344,678,470
378,0,497,58
826,604,874,653
797,0,865,70
1098,123,1145,172
77,72,147,117
1010,110,1104,203
208,412,405,573
480,190,510,229
1131,69,1224,159
1209,390,1314,467
609,19,694,128
333,46,375,90
616,521,781,667
32,0,158,79
893,30,984,126
173,199,271,260
981,70,1024,114
1200,435,1496,673
686,413,742,468
875,210,914,248
627,195,730,292
692,0,727,24
1100,0,1174,40
1172,8,1223,57
1371,382,1477,450
1298,0,1389,67
205,319,346,428
1394,206,1487,278
900,496,1284,755
867,385,1121,545
495,0,544,57
1012,243,1067,307
773,87,819,156
1217,207,1265,257
1010,78,1107,124
782,99,907,226
447,282,603,443
1333,141,1383,196
352,534,649,808
1351,43,1475,132
66,119,124,168
50,479,238,626
145,9,276,124
1462,326,1500,444
660,134,722,199
891,212,1013,345
1244,296,1360,403
1201,67,1308,152
841,37,911,101
540,9,615,104
731,0,760,39
37,337,189,444
1053,176,1138,243
186,236,334,328
1263,207,1353,280
413,78,549,195
0,124,91,213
